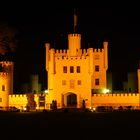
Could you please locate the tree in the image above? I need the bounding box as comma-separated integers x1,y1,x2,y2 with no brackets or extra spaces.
0,22,18,57
26,93,37,111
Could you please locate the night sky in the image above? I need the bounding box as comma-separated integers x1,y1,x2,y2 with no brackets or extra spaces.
0,4,140,92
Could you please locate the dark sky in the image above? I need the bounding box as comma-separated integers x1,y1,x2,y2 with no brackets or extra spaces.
1,4,140,92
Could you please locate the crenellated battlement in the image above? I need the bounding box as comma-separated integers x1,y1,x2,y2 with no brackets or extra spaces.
9,94,27,98
68,33,81,37
92,93,138,97
0,61,14,66
55,49,88,56
0,61,14,74
0,72,8,76
53,47,106,61
55,49,68,56
93,48,103,52
9,94,40,98
92,93,139,107
54,48,104,56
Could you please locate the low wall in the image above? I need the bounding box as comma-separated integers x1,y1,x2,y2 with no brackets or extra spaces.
92,93,140,108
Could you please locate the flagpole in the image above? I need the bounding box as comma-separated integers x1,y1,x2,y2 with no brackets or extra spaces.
74,9,77,33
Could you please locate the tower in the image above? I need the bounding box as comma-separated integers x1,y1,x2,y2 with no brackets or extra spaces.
0,61,14,109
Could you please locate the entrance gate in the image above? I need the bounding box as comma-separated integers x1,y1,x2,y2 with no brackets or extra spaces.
67,93,77,108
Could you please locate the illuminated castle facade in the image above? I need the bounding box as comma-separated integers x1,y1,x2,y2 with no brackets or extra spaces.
45,32,140,110
45,34,108,109
0,32,140,110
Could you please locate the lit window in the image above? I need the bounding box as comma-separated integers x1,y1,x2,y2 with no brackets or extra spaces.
95,65,99,72
63,66,67,73
70,66,74,73
77,66,80,73
77,80,81,85
95,79,99,85
2,85,5,91
62,80,66,85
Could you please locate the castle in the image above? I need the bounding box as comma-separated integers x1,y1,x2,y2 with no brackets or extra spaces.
45,33,140,110
45,34,108,109
0,14,140,111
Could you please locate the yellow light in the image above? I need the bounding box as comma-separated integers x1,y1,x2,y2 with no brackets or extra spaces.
23,107,27,111
90,107,96,112
103,89,110,94
44,89,48,93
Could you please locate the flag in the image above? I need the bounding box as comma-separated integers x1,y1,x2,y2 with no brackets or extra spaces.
74,13,77,27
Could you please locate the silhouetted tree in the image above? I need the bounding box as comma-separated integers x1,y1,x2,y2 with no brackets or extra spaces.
0,22,18,60
26,94,37,111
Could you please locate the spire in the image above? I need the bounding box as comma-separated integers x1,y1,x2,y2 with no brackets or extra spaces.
74,8,77,33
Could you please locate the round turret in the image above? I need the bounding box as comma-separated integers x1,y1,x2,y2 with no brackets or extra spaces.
0,61,14,109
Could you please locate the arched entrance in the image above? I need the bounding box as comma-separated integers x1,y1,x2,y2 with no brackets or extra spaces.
66,93,77,108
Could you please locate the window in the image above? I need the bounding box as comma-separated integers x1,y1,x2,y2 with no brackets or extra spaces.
70,79,75,89
0,98,2,102
95,54,99,60
2,85,5,91
39,96,45,101
77,80,81,85
95,79,99,85
63,66,67,73
62,80,66,85
39,102,45,106
95,65,99,72
70,66,74,73
77,66,80,73
92,89,100,95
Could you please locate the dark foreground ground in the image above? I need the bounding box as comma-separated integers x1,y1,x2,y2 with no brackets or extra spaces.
0,110,140,139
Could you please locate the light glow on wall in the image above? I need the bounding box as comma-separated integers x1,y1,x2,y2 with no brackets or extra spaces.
103,89,110,94
44,89,48,94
